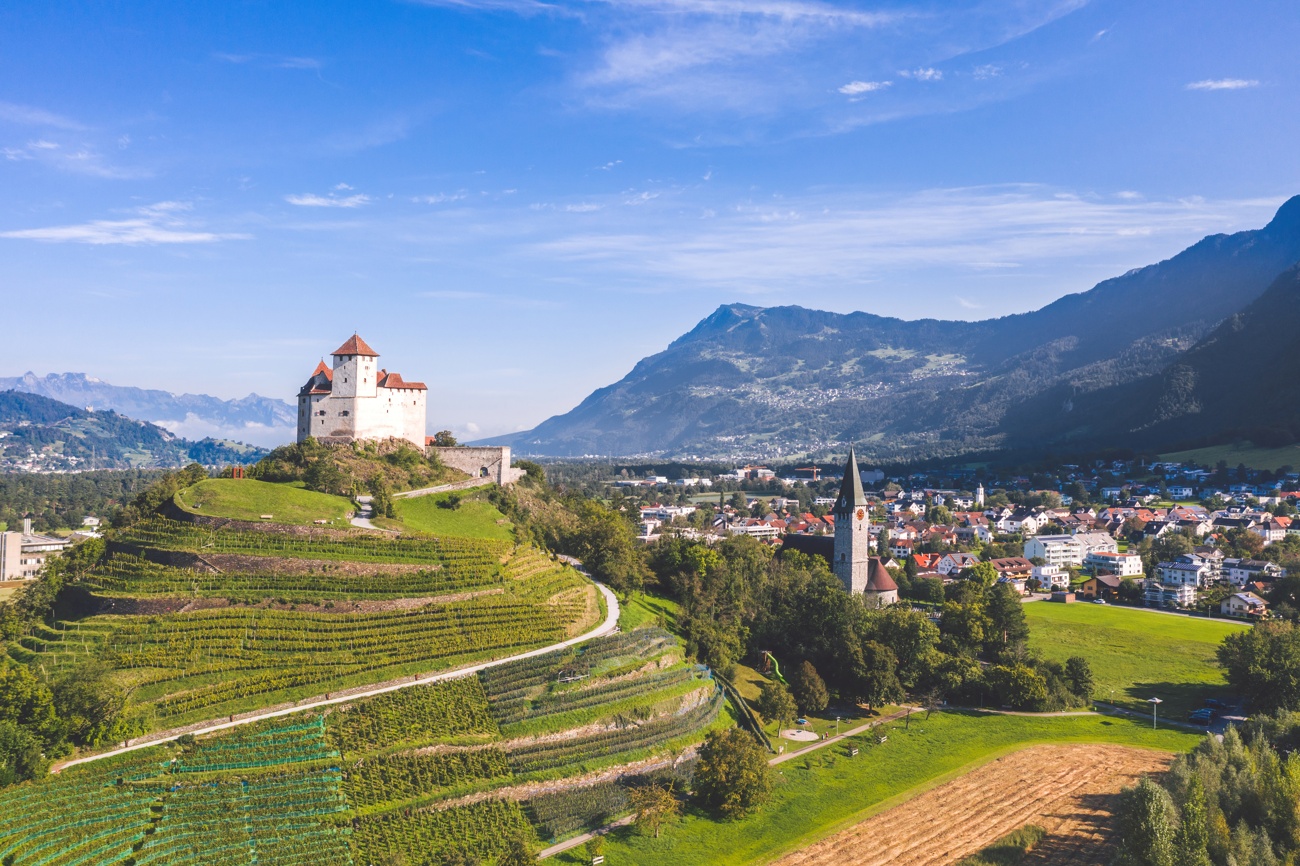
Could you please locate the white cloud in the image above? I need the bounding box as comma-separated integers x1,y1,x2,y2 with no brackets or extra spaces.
955,296,982,309
838,80,891,95
972,64,1002,80
285,193,373,208
598,160,622,170
334,182,354,190
1186,78,1259,91
900,67,942,81
213,52,323,70
0,201,246,245
0,101,83,129
565,203,603,212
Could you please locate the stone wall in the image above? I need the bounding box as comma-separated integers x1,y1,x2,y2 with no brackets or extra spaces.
426,445,525,486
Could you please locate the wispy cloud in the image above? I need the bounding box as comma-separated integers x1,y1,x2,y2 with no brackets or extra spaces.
414,192,468,204
1,137,146,178
214,52,323,70
0,202,246,245
0,101,84,130
1186,78,1259,91
285,193,373,208
899,67,942,81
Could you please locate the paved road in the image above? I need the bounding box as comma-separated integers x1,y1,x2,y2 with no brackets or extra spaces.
54,580,621,773
538,706,918,860
350,494,380,530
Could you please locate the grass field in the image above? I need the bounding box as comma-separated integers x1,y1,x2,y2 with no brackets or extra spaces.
1025,601,1248,718
617,591,681,631
1161,441,1300,472
382,491,515,541
556,710,1202,866
174,478,355,527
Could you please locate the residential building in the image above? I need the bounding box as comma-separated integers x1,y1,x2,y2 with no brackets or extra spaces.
988,557,1034,579
938,552,980,576
1024,534,1085,567
1221,592,1269,619
1223,559,1286,586
1144,578,1196,609
1084,551,1144,578
1032,563,1070,590
1080,573,1123,600
1157,555,1212,588
0,518,73,581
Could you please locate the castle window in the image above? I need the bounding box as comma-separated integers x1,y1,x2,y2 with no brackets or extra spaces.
340,411,350,417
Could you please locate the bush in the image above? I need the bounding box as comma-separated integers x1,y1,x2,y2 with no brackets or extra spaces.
692,728,772,819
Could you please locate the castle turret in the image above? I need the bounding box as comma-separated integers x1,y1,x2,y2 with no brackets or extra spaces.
832,447,872,594
330,333,380,401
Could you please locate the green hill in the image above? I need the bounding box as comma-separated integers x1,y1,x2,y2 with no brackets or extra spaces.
173,478,355,528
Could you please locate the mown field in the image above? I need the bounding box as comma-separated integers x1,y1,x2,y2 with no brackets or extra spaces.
173,478,355,527
381,490,516,541
559,711,1203,866
1024,601,1248,718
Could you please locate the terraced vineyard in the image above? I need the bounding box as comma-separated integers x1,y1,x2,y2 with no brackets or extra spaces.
0,627,728,864
2,477,731,862
12,498,603,729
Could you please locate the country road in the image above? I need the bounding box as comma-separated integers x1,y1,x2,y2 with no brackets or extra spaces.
54,578,620,773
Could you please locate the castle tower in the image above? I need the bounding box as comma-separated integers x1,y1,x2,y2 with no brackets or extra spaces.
330,334,380,401
832,447,872,594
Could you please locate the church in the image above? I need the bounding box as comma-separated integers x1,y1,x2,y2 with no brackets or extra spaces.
297,334,428,447
780,448,899,604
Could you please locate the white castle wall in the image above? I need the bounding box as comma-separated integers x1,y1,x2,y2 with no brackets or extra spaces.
427,446,525,486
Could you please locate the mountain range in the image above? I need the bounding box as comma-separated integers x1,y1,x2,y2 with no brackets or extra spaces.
0,372,295,448
484,195,1300,461
0,391,267,471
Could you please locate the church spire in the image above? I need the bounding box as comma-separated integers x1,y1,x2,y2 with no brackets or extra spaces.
833,446,868,515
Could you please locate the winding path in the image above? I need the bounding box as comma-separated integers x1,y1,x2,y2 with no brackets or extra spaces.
54,579,620,773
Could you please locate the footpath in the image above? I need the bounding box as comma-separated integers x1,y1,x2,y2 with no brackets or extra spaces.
537,705,919,859
54,581,620,772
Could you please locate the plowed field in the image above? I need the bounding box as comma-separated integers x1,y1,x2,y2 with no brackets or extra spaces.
771,744,1171,866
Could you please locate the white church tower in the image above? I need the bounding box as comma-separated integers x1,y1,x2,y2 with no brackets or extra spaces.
832,447,872,594
976,483,986,507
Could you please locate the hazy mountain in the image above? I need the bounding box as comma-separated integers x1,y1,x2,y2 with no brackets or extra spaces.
0,391,267,471
0,372,295,448
485,195,1300,459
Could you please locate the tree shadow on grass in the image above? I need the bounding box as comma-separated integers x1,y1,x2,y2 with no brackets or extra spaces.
1121,680,1233,719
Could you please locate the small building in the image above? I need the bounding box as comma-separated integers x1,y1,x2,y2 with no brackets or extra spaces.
1221,592,1268,619
1144,578,1196,609
1032,563,1070,590
1079,573,1123,600
1084,550,1144,577
1049,590,1076,603
988,557,1034,579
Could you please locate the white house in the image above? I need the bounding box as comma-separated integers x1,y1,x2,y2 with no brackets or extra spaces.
1223,558,1286,586
1032,563,1070,590
938,552,980,576
1085,550,1144,577
1221,592,1268,618
1157,555,1212,588
1145,578,1196,608
1024,535,1085,567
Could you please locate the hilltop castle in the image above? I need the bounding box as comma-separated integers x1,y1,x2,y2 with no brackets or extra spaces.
297,334,428,447
297,335,524,486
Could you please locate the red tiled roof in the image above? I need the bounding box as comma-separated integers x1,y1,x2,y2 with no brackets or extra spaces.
332,334,379,357
312,360,333,381
866,557,898,592
377,371,428,391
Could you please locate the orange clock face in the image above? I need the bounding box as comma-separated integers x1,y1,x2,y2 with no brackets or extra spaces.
856,508,865,521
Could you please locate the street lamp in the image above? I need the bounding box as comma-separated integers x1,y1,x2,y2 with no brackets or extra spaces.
1148,697,1163,730
836,716,841,737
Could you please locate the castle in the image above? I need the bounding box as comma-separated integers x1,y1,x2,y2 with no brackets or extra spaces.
780,447,898,603
298,334,428,447
297,335,524,486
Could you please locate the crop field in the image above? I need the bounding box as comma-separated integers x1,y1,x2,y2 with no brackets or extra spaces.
772,744,1171,866
1024,601,1248,718
174,479,355,527
382,490,516,541
561,710,1202,866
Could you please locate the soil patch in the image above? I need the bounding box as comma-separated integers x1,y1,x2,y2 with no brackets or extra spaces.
771,743,1170,866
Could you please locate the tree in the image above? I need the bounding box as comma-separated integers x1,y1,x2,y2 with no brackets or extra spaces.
986,663,1048,711
790,660,829,715
693,728,773,819
0,720,45,786
985,583,1030,652
928,505,953,526
1172,775,1211,866
756,680,798,729
629,782,681,837
52,659,129,747
962,561,999,591
1064,656,1094,702
1217,620,1300,713
849,640,904,710
431,430,458,447
1114,777,1177,866
497,836,534,866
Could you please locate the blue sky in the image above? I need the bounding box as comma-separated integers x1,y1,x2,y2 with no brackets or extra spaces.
1,0,1297,443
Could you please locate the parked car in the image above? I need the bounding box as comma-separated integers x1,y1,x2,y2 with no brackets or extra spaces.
1092,598,1107,605
1188,708,1215,725
1202,698,1226,710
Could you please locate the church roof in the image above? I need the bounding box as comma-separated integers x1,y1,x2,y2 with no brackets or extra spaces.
832,446,869,515
332,334,379,357
865,557,898,592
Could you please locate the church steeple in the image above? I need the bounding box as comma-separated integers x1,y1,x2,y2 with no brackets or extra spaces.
832,446,868,515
